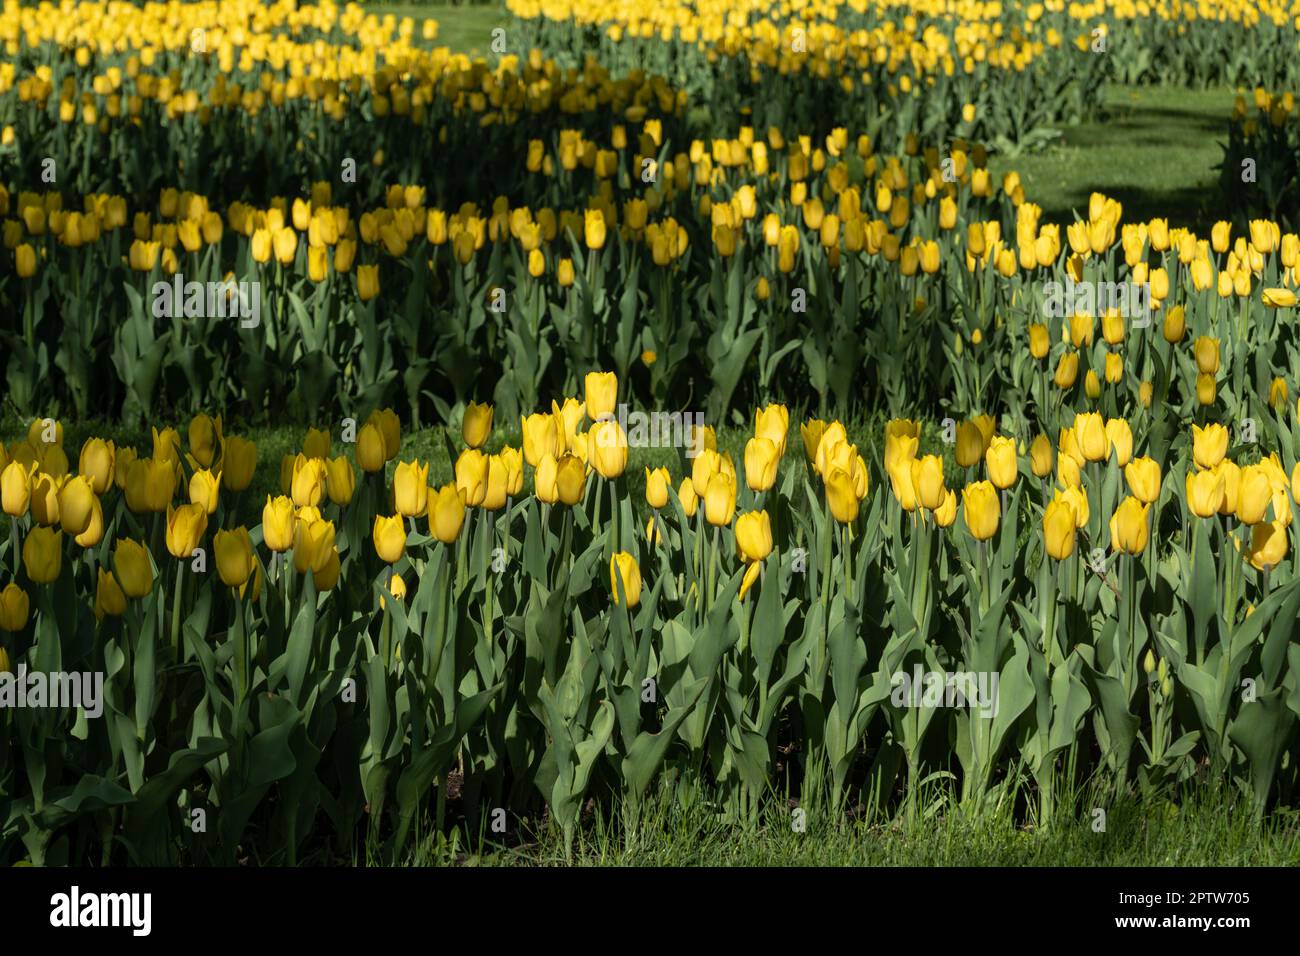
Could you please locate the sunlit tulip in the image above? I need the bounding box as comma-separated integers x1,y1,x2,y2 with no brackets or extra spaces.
1186,469,1226,518
584,371,618,421
826,468,859,523
521,413,562,467
589,420,628,479
1191,424,1229,469
1,461,34,517
372,514,407,564
30,473,63,526
911,455,946,511
801,420,827,461
985,436,1017,489
455,449,489,506
393,460,430,517
1043,499,1077,560
1124,457,1162,504
735,511,773,563
293,518,337,575
645,467,670,509
429,483,467,543
1248,520,1289,570
1074,413,1108,462
555,454,586,506
58,475,96,535
291,455,327,508
744,437,780,491
679,477,699,518
1237,464,1273,524
1109,497,1150,554
1054,351,1079,388
1029,435,1054,478
754,404,790,456
463,401,494,448
962,481,1000,541
188,469,221,515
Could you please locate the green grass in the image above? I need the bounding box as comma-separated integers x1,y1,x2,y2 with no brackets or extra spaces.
990,83,1240,232
394,782,1300,866
362,0,511,58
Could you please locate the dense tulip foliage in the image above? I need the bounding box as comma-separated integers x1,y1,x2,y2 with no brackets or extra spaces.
3,0,1300,864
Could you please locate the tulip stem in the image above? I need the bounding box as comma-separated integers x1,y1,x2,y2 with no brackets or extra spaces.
172,559,184,661
9,516,18,576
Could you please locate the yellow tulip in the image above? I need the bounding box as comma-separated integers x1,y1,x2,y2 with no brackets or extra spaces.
262,496,296,552
1248,520,1289,570
78,438,115,495
704,472,737,527
678,477,699,518
189,469,222,515
75,495,104,548
112,538,154,598
1043,499,1077,559
521,413,562,467
356,423,386,473
955,420,985,468
609,551,642,607
1191,424,1229,469
220,436,257,492
801,420,827,462
0,583,30,631
1124,457,1162,504
291,454,327,508
1105,419,1133,467
910,455,946,511
1,461,34,517
1029,434,1054,478
1074,413,1108,462
1186,468,1226,518
368,408,401,461
356,264,380,301
1237,464,1273,524
826,467,860,523
933,488,958,527
1262,288,1297,308
735,511,773,564
1054,351,1079,388
165,503,207,559
455,448,489,506
584,371,618,421
58,475,96,535
373,514,407,564
744,437,780,492
754,404,789,456
302,427,331,461
23,526,62,583
463,401,494,448
1028,323,1049,359
326,456,356,505
393,460,430,517
556,454,586,506
985,436,1017,489
293,518,337,575
429,483,467,543
589,421,628,479
645,467,671,509
1109,497,1150,554
189,413,223,468
584,209,607,250
94,568,127,620
215,528,256,588
1214,461,1241,517
961,481,1000,541
30,473,63,526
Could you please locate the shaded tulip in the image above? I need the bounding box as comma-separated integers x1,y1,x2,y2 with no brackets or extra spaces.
189,469,222,515
58,475,96,536
0,583,29,631
94,568,127,620
189,413,223,468
220,436,257,492
326,456,356,505
75,495,104,548
955,420,985,467
801,419,827,461
1054,351,1079,388
678,477,699,518
113,538,154,598
79,438,115,494
302,426,331,461
23,526,62,583
1029,434,1054,478
356,423,386,473
215,528,256,588
370,407,403,461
